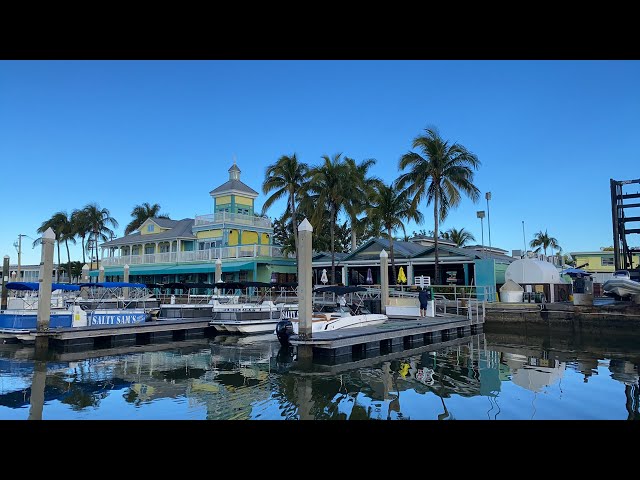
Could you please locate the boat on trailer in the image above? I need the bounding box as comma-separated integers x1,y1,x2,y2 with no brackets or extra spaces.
603,270,640,298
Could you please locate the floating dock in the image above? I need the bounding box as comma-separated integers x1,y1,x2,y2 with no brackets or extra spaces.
289,314,482,364
27,318,216,351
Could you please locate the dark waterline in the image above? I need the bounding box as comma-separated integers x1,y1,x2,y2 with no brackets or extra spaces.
1,327,639,420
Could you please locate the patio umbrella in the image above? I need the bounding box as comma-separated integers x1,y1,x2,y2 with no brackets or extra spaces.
560,268,592,277
397,266,407,284
321,269,328,284
366,268,373,284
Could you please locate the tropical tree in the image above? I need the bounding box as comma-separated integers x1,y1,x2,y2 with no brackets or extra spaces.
530,230,560,256
125,203,169,235
343,157,383,251
305,153,349,283
367,182,423,285
82,203,119,270
71,208,92,265
397,127,481,284
261,154,309,264
33,211,72,282
444,227,476,247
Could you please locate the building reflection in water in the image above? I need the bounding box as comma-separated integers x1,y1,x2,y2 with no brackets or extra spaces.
2,329,640,420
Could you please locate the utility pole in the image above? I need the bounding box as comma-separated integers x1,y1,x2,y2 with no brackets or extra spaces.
485,192,492,249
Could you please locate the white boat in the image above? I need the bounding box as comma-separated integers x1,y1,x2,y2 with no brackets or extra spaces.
275,286,388,345
209,301,299,334
603,270,640,298
0,282,151,343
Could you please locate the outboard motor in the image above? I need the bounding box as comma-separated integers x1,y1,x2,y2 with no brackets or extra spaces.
275,319,294,346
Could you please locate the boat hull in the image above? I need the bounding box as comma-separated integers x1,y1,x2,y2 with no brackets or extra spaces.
603,278,640,298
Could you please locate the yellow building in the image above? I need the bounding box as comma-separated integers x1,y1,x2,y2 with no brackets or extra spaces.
96,162,296,284
569,250,640,282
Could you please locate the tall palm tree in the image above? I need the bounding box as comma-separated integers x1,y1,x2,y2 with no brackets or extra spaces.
397,127,481,284
83,203,118,270
33,211,70,282
261,153,309,263
367,183,423,285
343,157,383,251
530,230,560,256
444,227,476,248
71,208,92,265
305,153,349,284
125,203,169,235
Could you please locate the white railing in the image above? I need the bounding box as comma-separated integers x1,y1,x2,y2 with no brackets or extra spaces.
194,212,272,228
101,245,287,266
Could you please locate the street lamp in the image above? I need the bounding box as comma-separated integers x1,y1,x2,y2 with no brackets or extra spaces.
476,211,485,252
485,192,492,250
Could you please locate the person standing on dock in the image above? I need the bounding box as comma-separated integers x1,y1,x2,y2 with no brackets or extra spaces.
418,287,429,317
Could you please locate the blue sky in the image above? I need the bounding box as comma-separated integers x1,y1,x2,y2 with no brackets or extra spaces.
1,60,639,265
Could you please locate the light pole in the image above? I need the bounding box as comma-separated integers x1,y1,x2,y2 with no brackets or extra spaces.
522,220,527,255
476,211,485,252
13,234,30,281
485,192,492,250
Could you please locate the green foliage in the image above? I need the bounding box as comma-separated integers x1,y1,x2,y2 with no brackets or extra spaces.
125,203,169,235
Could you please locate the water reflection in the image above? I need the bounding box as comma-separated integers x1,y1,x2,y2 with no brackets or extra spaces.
0,329,639,419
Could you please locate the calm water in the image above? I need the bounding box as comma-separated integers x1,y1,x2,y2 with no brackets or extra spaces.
1,328,639,420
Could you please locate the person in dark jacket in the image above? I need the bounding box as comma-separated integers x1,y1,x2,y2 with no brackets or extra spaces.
418,287,430,317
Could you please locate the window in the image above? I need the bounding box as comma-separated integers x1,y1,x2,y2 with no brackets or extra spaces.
198,240,221,250
147,224,155,232
602,256,614,266
237,208,250,216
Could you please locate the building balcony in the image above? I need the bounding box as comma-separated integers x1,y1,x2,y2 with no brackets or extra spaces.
193,212,272,229
101,245,288,267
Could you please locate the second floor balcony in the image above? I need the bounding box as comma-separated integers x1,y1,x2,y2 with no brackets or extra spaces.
194,212,272,229
101,245,288,267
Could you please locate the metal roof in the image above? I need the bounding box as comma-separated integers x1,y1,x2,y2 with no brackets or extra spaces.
100,218,196,247
209,179,258,197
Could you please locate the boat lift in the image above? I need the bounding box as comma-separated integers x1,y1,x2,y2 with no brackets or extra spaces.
610,178,640,281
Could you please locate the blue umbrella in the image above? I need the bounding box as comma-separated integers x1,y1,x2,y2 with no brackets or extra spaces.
560,268,592,277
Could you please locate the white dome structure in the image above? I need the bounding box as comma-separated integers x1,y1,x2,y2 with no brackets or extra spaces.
504,259,564,285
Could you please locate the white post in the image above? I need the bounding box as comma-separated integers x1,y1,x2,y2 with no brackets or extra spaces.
380,249,389,314
36,227,55,332
342,265,348,286
407,263,414,286
123,264,130,299
98,265,105,283
298,218,313,338
215,258,222,283
81,263,90,299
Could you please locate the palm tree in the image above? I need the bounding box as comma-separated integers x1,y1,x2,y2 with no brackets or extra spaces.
125,203,169,235
33,211,70,282
367,183,423,285
82,203,118,270
71,208,92,265
343,157,383,251
305,153,349,284
397,127,481,284
261,154,309,264
530,230,560,256
444,227,476,247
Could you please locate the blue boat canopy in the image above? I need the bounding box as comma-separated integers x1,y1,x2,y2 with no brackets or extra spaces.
560,268,592,277
5,282,80,291
79,282,147,289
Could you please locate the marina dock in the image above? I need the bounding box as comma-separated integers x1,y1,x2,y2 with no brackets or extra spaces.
289,314,483,364
29,318,216,351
